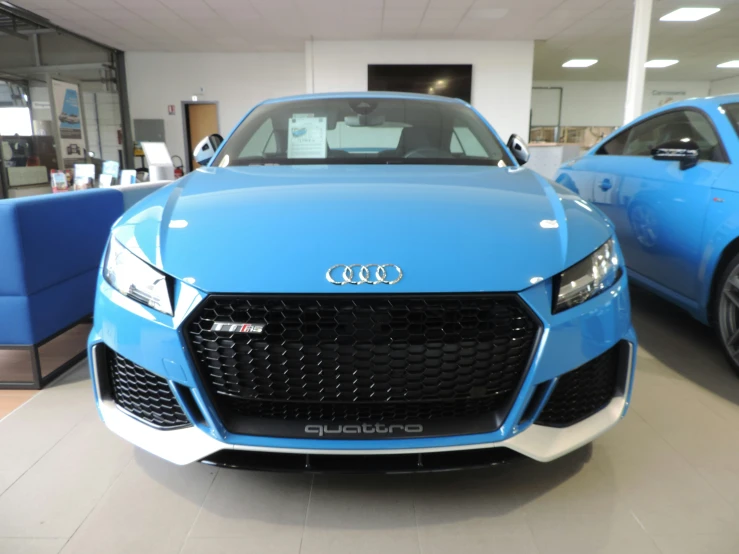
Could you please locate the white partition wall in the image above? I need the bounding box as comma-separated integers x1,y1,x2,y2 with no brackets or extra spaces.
124,52,306,164
309,40,535,142
124,42,536,163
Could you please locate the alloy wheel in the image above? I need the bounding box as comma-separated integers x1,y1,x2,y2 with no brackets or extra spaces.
718,267,739,366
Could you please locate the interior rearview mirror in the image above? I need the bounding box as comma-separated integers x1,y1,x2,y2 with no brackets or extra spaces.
507,134,530,166
651,140,699,170
193,134,224,166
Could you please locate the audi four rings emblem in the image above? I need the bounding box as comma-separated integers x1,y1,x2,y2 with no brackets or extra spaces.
326,264,403,285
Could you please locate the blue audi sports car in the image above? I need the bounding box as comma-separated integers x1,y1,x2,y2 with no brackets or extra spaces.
556,95,739,376
88,92,636,471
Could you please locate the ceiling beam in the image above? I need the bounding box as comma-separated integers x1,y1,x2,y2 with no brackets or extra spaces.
4,62,113,74
0,28,54,37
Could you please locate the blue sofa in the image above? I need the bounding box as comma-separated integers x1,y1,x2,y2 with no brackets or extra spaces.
0,183,169,388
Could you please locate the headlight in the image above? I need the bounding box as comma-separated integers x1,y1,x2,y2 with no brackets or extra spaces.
103,238,173,316
553,238,622,313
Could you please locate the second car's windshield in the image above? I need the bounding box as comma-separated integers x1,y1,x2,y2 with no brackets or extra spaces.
213,97,512,167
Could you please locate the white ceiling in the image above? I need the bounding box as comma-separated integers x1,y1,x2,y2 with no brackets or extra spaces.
8,0,739,82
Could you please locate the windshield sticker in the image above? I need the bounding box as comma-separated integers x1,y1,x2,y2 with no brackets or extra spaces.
288,115,327,159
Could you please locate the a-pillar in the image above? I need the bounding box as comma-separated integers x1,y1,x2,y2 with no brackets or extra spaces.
623,0,653,124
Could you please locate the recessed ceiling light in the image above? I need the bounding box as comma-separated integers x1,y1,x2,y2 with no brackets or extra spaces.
660,7,720,21
718,60,739,68
562,59,598,68
645,59,679,68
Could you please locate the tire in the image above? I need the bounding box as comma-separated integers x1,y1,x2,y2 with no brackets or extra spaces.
712,251,739,377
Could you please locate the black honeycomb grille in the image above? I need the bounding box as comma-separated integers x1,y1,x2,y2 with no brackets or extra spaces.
186,294,540,428
536,345,621,427
107,348,190,429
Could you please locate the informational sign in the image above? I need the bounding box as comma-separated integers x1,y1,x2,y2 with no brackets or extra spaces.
52,79,86,165
645,89,688,112
73,163,95,190
287,115,327,159
102,160,120,179
168,105,175,115
120,169,136,185
140,141,173,167
50,170,68,193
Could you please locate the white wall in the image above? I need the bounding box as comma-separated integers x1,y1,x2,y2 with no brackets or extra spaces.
310,40,535,142
124,42,535,163
125,52,305,164
531,80,711,127
710,76,739,96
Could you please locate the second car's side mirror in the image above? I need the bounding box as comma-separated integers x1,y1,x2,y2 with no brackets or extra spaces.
193,134,224,166
652,140,699,170
507,134,530,166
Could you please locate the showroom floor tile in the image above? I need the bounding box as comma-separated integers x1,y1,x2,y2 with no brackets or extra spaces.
0,390,37,421
1,288,738,554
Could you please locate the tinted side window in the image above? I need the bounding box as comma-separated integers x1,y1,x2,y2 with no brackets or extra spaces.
622,112,680,156
683,111,722,161
622,110,723,161
452,125,487,157
724,103,739,139
239,118,275,157
597,131,628,155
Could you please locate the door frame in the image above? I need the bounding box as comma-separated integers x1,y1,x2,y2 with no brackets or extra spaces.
181,100,220,173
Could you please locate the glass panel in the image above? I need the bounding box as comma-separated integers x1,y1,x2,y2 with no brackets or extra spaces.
1,81,59,198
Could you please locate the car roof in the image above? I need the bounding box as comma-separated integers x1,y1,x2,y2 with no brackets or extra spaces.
259,91,468,107
631,93,739,123
585,93,739,155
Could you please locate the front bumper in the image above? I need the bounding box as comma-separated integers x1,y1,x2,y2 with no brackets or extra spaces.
88,274,637,466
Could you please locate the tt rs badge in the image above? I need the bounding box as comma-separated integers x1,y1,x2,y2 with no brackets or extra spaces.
212,322,266,334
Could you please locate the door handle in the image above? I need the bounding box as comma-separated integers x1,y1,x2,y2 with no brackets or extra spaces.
599,178,613,191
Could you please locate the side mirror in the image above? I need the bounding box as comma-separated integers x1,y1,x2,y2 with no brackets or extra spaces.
651,140,699,170
193,134,224,166
507,134,530,166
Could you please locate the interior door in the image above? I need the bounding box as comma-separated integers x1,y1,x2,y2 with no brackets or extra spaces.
186,103,219,171
610,109,729,300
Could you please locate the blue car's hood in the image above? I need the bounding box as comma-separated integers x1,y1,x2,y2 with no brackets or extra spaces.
114,165,612,293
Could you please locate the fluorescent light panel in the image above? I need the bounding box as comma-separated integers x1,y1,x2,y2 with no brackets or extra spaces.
718,60,739,68
660,7,720,21
645,59,679,68
562,59,598,68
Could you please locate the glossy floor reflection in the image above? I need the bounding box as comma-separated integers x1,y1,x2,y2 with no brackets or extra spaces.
1,287,739,554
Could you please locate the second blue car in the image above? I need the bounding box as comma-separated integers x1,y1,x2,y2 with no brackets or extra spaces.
557,94,739,375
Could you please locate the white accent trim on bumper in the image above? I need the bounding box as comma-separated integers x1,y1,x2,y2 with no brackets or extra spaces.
98,394,628,465
94,342,634,465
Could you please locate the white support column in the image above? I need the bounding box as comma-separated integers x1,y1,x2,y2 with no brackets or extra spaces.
305,39,315,94
623,0,653,124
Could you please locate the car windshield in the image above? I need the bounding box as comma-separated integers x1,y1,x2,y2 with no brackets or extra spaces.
212,97,512,167
723,102,739,139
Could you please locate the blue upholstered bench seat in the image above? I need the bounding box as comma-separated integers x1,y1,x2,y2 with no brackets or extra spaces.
0,189,124,346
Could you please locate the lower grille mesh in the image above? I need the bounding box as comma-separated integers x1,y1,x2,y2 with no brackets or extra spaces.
536,344,621,427
107,348,190,429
